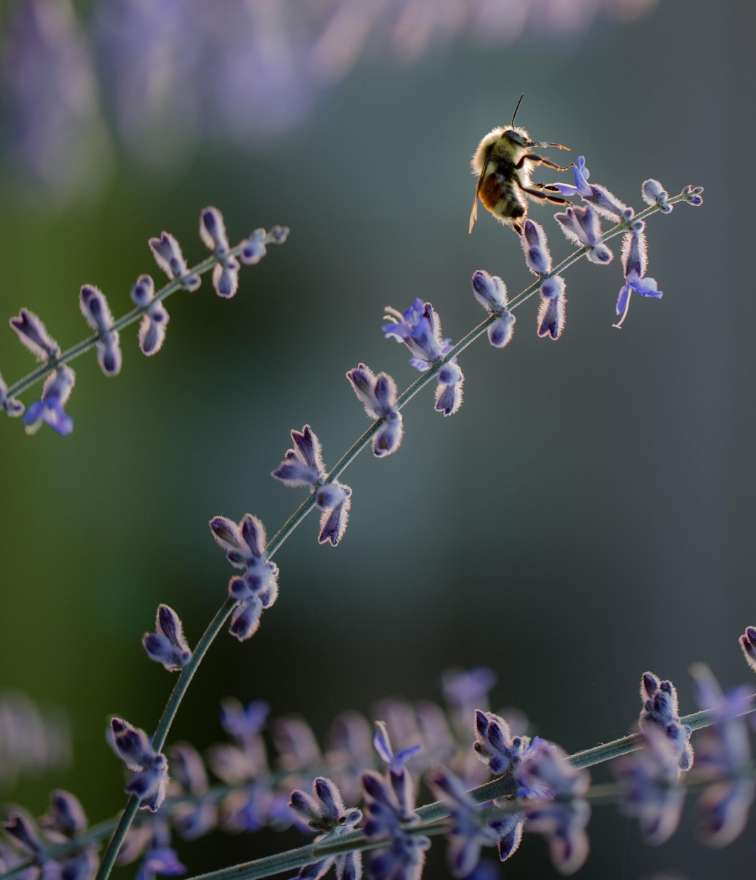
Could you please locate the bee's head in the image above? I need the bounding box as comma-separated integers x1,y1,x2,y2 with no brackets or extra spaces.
502,126,531,148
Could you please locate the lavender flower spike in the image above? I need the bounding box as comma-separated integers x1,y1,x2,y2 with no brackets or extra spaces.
289,777,362,880
169,743,218,839
200,206,240,298
10,307,61,362
521,219,552,276
108,717,169,812
638,671,694,771
614,220,663,329
23,365,76,435
208,513,280,640
690,663,755,846
740,625,756,673
346,363,404,457
131,275,169,356
471,270,515,349
0,373,24,417
149,232,201,291
554,205,613,265
272,426,353,546
142,604,192,672
80,284,122,376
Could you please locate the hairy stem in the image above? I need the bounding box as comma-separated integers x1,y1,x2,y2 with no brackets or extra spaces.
93,191,691,880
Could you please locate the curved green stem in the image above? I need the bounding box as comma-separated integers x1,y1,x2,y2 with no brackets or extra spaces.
93,190,692,880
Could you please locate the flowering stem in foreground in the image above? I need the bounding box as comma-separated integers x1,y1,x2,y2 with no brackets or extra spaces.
185,698,756,880
94,190,692,880
4,240,272,402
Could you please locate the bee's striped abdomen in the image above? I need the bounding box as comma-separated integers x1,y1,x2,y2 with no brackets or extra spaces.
480,169,526,222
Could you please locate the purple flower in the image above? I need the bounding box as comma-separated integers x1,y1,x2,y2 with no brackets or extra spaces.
108,717,168,812
431,768,515,878
554,205,613,265
169,743,217,839
642,179,673,214
131,275,169,356
122,821,185,880
142,604,192,672
209,699,269,787
10,308,60,362
220,698,270,744
346,363,404,457
683,185,704,207
272,426,353,546
23,366,76,436
383,299,452,372
208,513,279,641
4,809,45,859
516,741,591,875
0,373,24,418
614,729,685,844
327,711,374,803
149,232,201,291
362,733,429,880
613,221,663,329
289,777,363,880
739,626,756,673
435,360,464,417
239,226,290,265
471,270,516,349
473,710,532,778
40,790,99,879
553,156,631,221
274,716,322,774
638,672,694,771
690,663,754,846
79,284,122,376
199,206,240,298
521,219,552,275
537,275,567,341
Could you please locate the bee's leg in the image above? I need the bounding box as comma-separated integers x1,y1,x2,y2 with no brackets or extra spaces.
516,154,570,172
516,178,569,206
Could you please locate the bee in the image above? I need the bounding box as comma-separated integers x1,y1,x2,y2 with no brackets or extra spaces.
468,96,572,236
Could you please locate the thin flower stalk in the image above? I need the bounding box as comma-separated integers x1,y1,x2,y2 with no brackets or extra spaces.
93,186,698,880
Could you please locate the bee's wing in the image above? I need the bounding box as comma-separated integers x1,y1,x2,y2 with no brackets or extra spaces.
468,190,479,234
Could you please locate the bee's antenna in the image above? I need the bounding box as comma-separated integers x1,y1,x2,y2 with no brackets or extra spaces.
511,94,525,127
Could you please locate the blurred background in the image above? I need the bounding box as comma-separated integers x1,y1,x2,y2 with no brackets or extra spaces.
0,0,753,877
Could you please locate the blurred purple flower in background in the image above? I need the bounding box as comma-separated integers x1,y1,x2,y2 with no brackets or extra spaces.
0,693,71,791
0,0,658,199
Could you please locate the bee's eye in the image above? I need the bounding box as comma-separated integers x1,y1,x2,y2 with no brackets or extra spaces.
507,130,524,145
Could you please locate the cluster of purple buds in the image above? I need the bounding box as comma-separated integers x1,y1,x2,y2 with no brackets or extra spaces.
209,513,280,640
22,365,76,436
471,271,515,349
614,728,685,845
431,769,517,877
131,275,169,356
521,219,568,341
553,155,631,222
689,663,755,846
554,205,614,266
515,741,591,875
442,667,496,737
641,179,673,214
109,717,169,812
199,207,241,298
361,722,428,880
168,743,218,839
148,232,202,291
118,818,184,880
289,777,363,880
614,220,663,328
142,604,192,672
383,299,464,416
638,672,694,771
472,711,532,778
79,285,122,375
740,625,756,673
272,425,352,546
240,225,290,264
346,363,404,457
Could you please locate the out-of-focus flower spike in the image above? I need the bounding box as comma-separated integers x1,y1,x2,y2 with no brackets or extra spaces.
642,179,673,213
537,276,566,341
739,626,756,673
149,232,201,291
200,206,240,298
80,285,122,376
131,274,169,356
471,270,516,350
4,809,45,857
346,363,404,457
108,717,168,812
142,604,192,672
521,219,552,275
23,365,75,436
0,373,24,417
10,308,61,362
169,743,217,839
43,789,88,837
